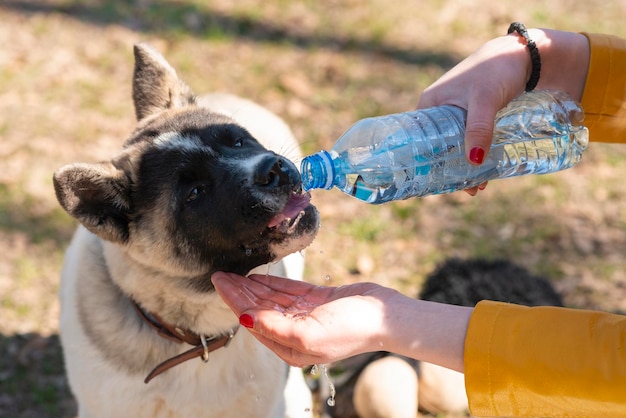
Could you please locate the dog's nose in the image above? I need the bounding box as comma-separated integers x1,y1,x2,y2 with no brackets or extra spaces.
254,154,299,189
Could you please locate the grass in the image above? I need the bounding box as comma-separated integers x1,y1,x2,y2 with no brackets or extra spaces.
0,183,75,245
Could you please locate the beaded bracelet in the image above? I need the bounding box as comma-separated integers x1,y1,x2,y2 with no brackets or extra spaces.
507,22,541,92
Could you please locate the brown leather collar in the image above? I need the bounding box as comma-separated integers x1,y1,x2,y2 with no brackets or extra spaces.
131,300,238,383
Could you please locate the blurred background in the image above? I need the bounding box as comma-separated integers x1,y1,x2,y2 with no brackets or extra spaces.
0,0,625,416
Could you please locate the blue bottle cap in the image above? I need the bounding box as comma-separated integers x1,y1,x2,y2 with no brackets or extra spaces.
301,150,334,191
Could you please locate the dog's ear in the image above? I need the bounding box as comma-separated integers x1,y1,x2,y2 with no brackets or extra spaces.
53,162,131,244
132,43,196,121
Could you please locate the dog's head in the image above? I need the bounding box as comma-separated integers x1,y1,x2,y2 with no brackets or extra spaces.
53,44,319,285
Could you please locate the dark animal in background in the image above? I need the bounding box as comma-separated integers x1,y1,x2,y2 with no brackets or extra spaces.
418,258,563,307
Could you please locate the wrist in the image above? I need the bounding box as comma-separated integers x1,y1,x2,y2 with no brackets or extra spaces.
382,295,472,373
528,29,590,100
507,23,542,92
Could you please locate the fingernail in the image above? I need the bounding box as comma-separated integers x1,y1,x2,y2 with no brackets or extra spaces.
239,314,254,329
469,147,485,165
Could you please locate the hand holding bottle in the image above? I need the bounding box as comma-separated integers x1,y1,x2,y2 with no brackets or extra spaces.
301,90,588,204
299,28,592,202
417,28,590,167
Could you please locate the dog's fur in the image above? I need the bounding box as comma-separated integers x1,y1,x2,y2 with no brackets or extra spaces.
53,43,320,418
333,258,563,418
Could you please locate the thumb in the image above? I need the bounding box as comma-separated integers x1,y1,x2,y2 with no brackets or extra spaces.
463,88,507,165
238,312,256,329
464,108,496,165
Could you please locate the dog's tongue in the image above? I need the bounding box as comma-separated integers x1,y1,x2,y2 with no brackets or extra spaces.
268,192,312,228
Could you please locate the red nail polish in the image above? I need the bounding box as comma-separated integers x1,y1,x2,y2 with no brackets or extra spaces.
469,147,485,165
239,313,254,329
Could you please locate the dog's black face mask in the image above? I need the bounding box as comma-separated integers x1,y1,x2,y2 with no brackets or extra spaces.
53,44,319,291
125,110,318,278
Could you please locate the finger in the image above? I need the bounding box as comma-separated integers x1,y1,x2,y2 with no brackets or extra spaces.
464,99,496,166
239,309,308,350
211,272,265,315
212,272,277,303
247,273,319,296
212,274,298,316
213,272,330,320
464,187,478,196
250,332,319,367
247,274,338,303
463,181,489,196
234,311,308,366
233,274,307,308
241,309,333,366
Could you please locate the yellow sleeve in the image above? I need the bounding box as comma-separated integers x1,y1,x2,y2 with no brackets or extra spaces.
464,300,626,417
580,33,626,143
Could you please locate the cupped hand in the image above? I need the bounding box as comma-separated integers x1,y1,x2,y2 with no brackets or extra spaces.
211,272,399,367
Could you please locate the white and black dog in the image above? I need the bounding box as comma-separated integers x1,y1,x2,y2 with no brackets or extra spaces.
53,43,320,418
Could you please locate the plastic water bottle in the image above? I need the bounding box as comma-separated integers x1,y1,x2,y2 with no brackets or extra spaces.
300,90,588,204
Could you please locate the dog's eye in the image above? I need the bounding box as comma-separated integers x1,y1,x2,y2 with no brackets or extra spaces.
187,185,205,203
233,138,244,148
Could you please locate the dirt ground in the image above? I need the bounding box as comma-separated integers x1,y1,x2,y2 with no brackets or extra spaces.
1,1,625,417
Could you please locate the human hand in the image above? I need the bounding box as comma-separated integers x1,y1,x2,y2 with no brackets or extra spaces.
418,33,533,195
418,28,589,182
418,33,531,169
211,272,400,367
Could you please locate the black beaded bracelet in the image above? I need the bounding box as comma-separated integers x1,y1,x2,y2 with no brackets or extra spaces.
507,22,541,92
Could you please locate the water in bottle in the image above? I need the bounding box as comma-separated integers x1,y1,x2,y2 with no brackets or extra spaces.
300,90,588,204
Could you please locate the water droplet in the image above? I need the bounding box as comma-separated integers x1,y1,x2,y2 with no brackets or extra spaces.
310,364,336,406
321,364,336,408
311,364,337,406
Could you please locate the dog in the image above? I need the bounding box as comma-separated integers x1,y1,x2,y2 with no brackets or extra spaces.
53,43,320,418
330,258,563,418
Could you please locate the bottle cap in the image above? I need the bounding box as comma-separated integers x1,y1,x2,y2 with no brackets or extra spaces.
301,150,334,191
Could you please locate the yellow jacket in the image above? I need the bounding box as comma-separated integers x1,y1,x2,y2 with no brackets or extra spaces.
579,33,626,143
465,33,626,417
